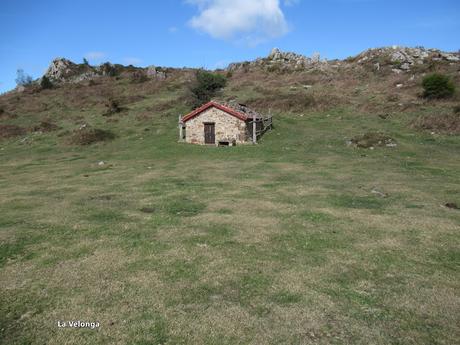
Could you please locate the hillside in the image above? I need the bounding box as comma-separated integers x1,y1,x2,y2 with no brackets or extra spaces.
1,46,459,140
1,47,460,345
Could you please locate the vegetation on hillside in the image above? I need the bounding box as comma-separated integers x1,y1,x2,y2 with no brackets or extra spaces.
14,69,33,86
190,69,227,107
0,49,459,345
422,73,456,99
40,76,53,90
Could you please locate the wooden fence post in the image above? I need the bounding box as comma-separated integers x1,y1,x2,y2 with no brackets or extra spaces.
252,116,257,144
178,115,183,142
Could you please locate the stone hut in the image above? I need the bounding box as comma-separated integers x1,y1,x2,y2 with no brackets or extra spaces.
179,101,272,146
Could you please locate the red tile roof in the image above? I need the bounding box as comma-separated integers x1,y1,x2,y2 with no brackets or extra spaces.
181,101,249,123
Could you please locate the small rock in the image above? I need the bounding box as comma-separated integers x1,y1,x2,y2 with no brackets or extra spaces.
396,84,403,88
400,63,411,70
98,161,105,166
371,188,388,198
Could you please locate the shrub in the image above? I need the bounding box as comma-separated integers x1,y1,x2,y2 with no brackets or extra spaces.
190,70,227,107
83,58,89,66
130,70,148,83
422,73,455,99
99,62,119,77
15,69,33,86
32,120,59,132
40,76,53,89
104,98,122,115
453,105,460,114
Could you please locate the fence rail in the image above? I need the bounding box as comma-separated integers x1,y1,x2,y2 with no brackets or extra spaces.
250,115,273,139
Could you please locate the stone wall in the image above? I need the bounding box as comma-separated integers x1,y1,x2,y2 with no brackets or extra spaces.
185,107,249,145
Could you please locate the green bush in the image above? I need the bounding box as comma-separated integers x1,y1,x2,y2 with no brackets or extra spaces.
190,70,227,107
15,69,33,86
99,62,119,77
40,76,53,89
422,73,455,99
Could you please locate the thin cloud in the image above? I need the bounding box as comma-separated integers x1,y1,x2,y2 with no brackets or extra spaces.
187,0,289,44
84,51,106,61
169,26,179,33
123,57,142,65
284,0,300,6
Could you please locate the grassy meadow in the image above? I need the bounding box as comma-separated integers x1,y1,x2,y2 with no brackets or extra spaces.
0,71,459,344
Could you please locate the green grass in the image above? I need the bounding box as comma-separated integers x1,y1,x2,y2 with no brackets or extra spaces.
0,75,460,344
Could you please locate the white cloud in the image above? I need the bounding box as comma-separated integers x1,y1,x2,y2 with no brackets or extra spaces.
187,0,289,43
169,26,179,33
84,51,106,61
283,0,299,6
123,57,142,65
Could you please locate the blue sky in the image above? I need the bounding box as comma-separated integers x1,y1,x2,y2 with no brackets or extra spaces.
1,0,459,93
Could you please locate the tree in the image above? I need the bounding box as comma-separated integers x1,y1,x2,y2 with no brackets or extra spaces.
15,69,33,86
83,58,89,66
40,76,53,89
190,70,227,107
422,73,455,99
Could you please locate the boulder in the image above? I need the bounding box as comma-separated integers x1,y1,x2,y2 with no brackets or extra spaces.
146,66,166,80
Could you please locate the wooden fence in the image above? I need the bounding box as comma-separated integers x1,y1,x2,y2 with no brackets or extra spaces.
249,115,273,143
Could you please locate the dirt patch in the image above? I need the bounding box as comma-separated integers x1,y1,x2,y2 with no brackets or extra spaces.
140,207,156,214
412,113,460,134
31,120,60,132
89,194,115,201
349,132,396,148
445,202,459,210
0,125,27,139
68,125,115,145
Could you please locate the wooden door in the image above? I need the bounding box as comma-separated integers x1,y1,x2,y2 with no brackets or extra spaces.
204,123,215,144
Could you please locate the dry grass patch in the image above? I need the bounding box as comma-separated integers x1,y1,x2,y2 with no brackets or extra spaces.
412,112,460,134
67,125,115,145
0,124,27,139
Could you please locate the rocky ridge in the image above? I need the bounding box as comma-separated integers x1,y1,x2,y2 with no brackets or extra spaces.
227,48,326,72
37,46,460,87
353,46,460,73
43,58,166,84
227,46,460,74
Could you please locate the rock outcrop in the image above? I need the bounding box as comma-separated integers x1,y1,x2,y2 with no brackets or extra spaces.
354,46,460,73
44,58,95,82
43,59,167,84
146,66,166,80
227,48,328,72
227,46,459,74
